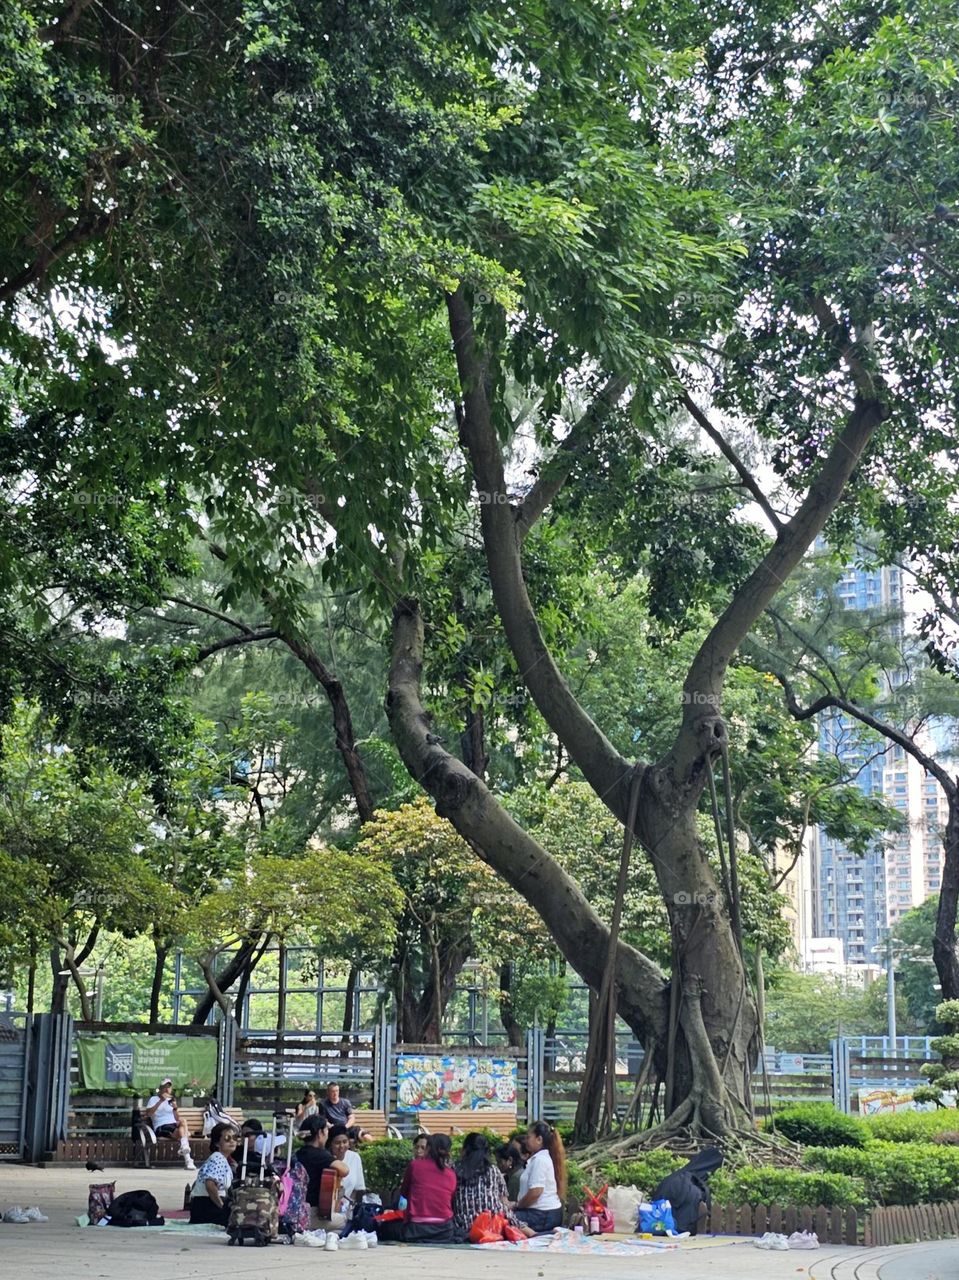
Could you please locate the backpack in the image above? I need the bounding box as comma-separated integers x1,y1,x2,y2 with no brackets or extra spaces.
202,1096,234,1137
278,1160,309,1238
108,1189,162,1228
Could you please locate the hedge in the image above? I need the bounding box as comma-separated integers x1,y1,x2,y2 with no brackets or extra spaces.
711,1165,870,1210
864,1110,959,1144
804,1141,959,1205
765,1102,868,1149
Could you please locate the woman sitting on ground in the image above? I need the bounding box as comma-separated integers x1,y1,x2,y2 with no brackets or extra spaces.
189,1122,239,1226
509,1120,565,1235
399,1133,457,1243
495,1141,524,1202
328,1124,366,1205
453,1132,524,1240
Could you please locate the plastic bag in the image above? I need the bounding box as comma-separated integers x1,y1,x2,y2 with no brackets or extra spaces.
638,1198,676,1235
88,1182,115,1225
583,1184,615,1234
468,1210,507,1243
607,1185,645,1234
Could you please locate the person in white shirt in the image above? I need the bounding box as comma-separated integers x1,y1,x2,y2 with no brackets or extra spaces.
144,1078,195,1170
510,1120,565,1234
328,1125,366,1203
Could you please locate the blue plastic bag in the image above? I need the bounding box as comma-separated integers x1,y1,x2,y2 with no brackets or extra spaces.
638,1199,676,1235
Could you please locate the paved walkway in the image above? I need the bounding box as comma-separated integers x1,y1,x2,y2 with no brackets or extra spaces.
0,1165,954,1279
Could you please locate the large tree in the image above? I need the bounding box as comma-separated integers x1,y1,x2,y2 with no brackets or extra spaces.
4,0,959,1142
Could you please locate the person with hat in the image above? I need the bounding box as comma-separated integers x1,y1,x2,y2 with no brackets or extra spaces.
144,1078,195,1171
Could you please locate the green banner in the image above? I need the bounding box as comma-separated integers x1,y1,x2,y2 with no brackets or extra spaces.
76,1033,218,1093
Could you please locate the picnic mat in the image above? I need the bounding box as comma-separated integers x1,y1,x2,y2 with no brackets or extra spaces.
75,1213,222,1233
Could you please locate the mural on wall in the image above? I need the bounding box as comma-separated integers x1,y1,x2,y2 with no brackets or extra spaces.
396,1054,518,1112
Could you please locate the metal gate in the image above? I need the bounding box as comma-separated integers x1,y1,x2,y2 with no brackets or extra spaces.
0,1016,29,1160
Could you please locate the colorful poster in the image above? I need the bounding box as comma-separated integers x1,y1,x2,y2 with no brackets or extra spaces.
396,1054,518,1112
857,1087,957,1115
76,1033,218,1092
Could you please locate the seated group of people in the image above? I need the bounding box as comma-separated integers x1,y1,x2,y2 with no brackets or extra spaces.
402,1121,566,1243
188,1082,367,1229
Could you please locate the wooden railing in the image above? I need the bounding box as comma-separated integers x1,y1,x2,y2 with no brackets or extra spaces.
703,1199,959,1246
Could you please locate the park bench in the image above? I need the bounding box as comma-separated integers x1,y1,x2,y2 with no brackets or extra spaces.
415,1109,518,1136
55,1102,245,1166
350,1109,395,1139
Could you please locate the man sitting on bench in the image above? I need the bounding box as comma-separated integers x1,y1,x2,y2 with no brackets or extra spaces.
144,1077,196,1171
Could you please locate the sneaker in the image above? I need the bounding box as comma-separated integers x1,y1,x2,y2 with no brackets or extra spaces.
3,1207,30,1224
787,1231,819,1249
182,1154,196,1171
23,1208,48,1222
363,1230,378,1247
754,1232,789,1250
294,1232,324,1248
324,1233,339,1251
356,1233,368,1249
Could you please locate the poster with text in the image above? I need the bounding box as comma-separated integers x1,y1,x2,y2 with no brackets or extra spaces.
76,1033,218,1093
396,1054,518,1112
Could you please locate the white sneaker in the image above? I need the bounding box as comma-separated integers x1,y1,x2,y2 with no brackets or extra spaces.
294,1232,324,1248
754,1232,789,1250
363,1230,378,1247
324,1233,339,1251
182,1155,196,1171
3,1207,30,1223
23,1208,48,1222
356,1233,368,1249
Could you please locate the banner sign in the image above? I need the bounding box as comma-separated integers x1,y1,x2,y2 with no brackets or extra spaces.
857,1087,957,1115
77,1033,218,1092
396,1053,517,1112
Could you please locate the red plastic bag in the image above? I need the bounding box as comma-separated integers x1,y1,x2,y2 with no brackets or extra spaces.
502,1224,526,1242
583,1183,615,1234
468,1210,507,1243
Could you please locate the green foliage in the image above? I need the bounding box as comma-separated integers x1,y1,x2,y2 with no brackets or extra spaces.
595,1151,686,1196
804,1142,959,1206
355,1139,416,1196
766,1103,869,1149
763,973,906,1054
865,1110,959,1143
711,1166,870,1210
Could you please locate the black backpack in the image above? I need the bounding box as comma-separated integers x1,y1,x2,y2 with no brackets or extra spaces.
108,1189,163,1227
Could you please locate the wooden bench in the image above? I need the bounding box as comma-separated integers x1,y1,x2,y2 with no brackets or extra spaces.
416,1109,519,1136
55,1104,246,1166
350,1109,395,1139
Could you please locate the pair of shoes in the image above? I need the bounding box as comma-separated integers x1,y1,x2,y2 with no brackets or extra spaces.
3,1207,30,1224
787,1230,819,1249
324,1233,339,1251
754,1231,789,1250
294,1231,326,1249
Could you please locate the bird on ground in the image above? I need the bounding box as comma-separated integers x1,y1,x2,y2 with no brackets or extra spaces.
85,1159,104,1172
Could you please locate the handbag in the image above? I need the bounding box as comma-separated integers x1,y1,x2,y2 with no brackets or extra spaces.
202,1096,234,1137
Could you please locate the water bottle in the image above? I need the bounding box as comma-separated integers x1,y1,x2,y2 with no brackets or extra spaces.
589,1214,600,1235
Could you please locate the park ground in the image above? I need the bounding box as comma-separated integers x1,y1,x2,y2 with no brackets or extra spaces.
0,1165,954,1280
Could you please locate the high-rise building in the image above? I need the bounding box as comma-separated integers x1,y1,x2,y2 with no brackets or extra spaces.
806,559,951,966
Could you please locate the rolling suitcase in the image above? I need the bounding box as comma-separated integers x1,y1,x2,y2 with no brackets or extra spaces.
227,1126,280,1246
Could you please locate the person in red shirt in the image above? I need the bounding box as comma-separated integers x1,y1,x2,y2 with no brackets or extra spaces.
399,1133,457,1243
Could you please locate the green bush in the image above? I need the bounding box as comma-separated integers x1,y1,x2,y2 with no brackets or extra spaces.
359,1139,415,1195
596,1151,686,1196
711,1165,869,1209
804,1141,959,1205
766,1102,868,1149
865,1110,959,1144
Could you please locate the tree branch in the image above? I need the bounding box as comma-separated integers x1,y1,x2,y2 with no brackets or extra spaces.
677,390,888,776
386,594,668,1046
164,596,263,634
446,287,635,820
0,208,118,303
196,628,281,660
677,386,783,533
515,374,631,540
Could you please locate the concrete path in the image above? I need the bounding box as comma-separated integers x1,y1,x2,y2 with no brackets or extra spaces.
0,1165,954,1279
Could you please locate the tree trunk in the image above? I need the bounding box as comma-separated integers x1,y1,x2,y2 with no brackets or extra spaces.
573,989,606,1143
934,793,959,1003
461,705,488,780
191,938,257,1025
49,948,70,1017
150,941,169,1025
339,963,361,1056
498,962,523,1049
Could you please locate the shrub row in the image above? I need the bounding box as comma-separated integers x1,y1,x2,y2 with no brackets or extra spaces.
804,1141,959,1205
764,1102,868,1148
864,1109,959,1144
